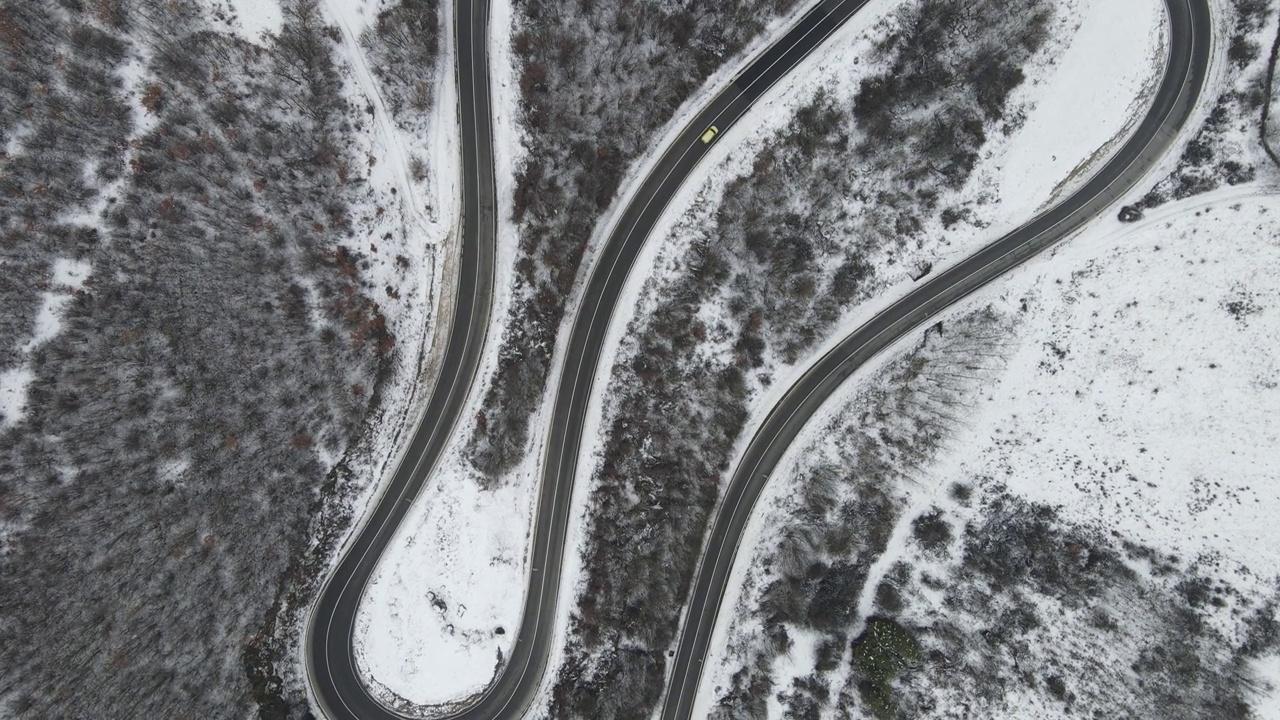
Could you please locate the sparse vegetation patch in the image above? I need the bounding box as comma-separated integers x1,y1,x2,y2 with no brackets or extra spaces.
1132,0,1275,211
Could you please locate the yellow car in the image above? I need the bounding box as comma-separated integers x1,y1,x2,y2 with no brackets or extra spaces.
700,125,720,144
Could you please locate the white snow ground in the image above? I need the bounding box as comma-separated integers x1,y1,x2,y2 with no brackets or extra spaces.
696,187,1280,718
210,0,283,42
0,368,34,427
701,0,1167,519
938,190,1280,583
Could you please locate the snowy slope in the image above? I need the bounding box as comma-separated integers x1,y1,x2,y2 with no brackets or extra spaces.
906,188,1280,717
728,0,1168,510
564,0,1167,713
696,178,1280,720
937,187,1280,588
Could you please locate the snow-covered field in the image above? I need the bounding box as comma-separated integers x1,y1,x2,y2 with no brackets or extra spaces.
938,188,1280,585
355,446,532,707
696,165,1280,718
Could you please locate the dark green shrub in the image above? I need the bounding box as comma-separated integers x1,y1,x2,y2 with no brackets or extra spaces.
852,619,921,719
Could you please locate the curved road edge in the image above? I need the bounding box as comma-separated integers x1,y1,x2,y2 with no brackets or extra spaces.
305,0,497,717
659,0,1213,716
302,0,879,715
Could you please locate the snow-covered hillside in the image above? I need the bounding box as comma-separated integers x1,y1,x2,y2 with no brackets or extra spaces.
691,0,1280,712
545,0,1170,715
698,171,1280,720
939,191,1280,587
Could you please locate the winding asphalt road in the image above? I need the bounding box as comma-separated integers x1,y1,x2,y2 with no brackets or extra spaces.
306,0,1211,716
307,0,881,717
659,0,1211,717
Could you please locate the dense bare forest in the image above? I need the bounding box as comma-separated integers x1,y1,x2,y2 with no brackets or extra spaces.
0,0,435,716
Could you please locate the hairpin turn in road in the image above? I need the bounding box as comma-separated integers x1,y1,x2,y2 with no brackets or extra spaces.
305,0,1211,717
